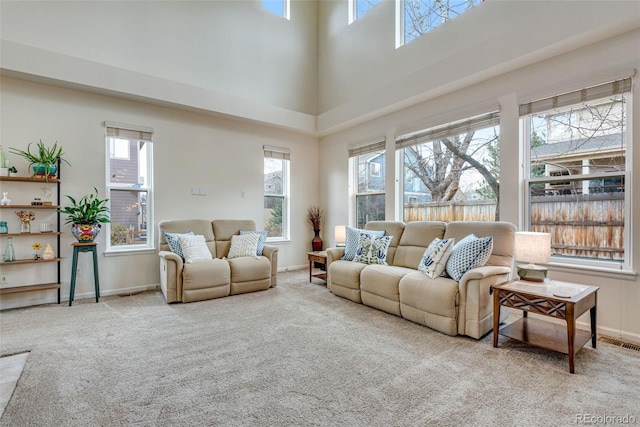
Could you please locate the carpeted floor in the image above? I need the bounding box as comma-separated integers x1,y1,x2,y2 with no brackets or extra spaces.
0,270,638,426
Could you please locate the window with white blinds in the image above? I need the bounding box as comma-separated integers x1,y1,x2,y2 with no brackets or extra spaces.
264,146,290,240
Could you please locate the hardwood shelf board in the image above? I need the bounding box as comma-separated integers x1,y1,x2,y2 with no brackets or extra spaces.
0,176,59,183
0,232,61,237
0,283,61,295
0,204,60,209
0,258,61,266
499,317,592,355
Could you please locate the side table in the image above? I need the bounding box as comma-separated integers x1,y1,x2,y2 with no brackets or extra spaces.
492,279,598,374
69,242,100,306
307,251,327,284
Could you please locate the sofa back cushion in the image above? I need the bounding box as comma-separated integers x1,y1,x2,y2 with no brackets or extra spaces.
443,221,515,269
365,221,405,266
394,221,446,269
213,219,257,258
158,219,216,258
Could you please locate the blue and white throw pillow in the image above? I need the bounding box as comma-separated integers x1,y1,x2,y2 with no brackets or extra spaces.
445,234,493,281
228,233,260,259
164,231,194,260
240,230,269,256
177,234,213,264
353,233,393,265
342,226,386,261
418,237,455,278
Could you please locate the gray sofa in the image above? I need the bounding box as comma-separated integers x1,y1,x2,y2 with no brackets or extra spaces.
326,221,516,339
158,219,278,303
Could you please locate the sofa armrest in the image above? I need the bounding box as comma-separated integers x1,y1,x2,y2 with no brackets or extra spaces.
159,250,184,303
262,245,279,287
326,247,345,286
457,265,512,339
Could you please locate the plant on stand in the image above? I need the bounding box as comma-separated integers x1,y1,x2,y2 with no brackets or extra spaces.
9,139,71,180
59,187,110,242
307,205,324,251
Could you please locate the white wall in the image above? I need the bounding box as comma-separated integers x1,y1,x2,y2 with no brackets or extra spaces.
0,77,320,309
319,20,640,342
0,0,318,116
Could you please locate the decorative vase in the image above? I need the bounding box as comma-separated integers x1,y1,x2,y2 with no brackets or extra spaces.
20,221,31,234
312,229,323,251
72,223,101,242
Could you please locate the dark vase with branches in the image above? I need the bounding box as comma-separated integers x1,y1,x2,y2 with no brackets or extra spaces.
307,206,323,251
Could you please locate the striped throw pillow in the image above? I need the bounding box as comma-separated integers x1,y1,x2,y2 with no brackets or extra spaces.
228,233,260,259
177,234,212,264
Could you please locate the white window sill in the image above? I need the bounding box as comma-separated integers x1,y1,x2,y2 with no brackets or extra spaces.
547,262,636,281
104,247,157,257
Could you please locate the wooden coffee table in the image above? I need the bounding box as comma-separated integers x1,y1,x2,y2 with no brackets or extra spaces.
492,279,598,374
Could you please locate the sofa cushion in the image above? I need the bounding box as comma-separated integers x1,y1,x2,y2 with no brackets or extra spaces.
178,234,213,264
418,237,455,278
182,258,230,291
342,227,385,261
159,219,216,258
445,234,493,281
354,234,393,265
394,221,446,269
228,233,260,259
240,230,268,255
164,231,193,259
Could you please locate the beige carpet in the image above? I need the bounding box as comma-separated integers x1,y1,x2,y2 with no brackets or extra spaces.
0,270,638,426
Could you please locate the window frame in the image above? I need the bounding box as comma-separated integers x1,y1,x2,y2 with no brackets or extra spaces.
262,0,290,20
104,123,154,254
264,146,290,242
520,83,631,272
350,143,386,228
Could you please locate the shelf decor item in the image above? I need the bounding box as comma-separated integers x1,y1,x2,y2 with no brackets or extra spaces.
16,210,35,234
32,242,42,260
3,237,15,262
59,187,110,242
9,139,70,180
42,242,55,260
307,205,324,251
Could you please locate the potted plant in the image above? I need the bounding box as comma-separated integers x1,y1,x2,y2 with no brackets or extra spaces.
59,187,110,242
9,139,71,179
8,166,17,177
307,205,324,251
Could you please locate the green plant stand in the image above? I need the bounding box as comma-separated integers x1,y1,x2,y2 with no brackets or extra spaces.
69,242,100,306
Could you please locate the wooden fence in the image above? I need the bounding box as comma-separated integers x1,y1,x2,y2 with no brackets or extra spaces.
404,193,624,261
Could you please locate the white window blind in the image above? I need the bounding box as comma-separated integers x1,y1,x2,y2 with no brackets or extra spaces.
348,140,385,158
395,112,500,150
264,145,290,160
105,121,154,141
519,78,632,116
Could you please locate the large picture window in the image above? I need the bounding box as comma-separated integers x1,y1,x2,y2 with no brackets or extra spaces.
264,146,290,240
520,78,631,268
396,112,500,223
350,141,386,228
105,123,153,251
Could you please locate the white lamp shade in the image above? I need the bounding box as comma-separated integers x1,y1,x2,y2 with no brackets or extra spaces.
334,225,346,246
514,232,551,264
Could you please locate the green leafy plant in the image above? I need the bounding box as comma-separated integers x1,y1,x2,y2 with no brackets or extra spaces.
9,139,71,177
59,187,110,225
8,166,17,173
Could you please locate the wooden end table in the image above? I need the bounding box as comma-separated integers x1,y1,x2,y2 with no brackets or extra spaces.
307,251,327,284
492,279,598,374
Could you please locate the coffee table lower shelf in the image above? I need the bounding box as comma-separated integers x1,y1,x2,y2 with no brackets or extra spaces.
499,317,592,355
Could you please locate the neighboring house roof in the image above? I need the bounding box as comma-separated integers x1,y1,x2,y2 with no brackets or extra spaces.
532,133,623,160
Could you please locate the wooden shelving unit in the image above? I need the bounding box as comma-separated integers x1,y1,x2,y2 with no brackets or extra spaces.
0,169,62,304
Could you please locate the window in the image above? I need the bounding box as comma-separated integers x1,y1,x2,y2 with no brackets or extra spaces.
262,0,289,19
398,0,482,47
264,146,290,240
396,112,500,222
350,0,382,23
520,78,631,269
105,122,153,251
350,141,386,228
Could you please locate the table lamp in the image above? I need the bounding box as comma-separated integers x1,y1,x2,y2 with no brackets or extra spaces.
514,231,551,282
335,225,346,247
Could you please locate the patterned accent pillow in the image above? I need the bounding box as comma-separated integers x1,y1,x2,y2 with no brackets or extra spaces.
445,234,494,281
418,237,456,278
353,233,393,265
177,234,212,264
240,230,268,256
342,226,386,261
228,233,260,259
164,231,194,260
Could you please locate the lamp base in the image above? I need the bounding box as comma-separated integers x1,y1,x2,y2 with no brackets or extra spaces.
517,263,548,282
